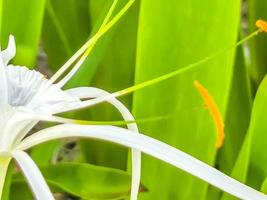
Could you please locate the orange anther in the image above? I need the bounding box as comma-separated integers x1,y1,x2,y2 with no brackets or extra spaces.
194,81,225,148
256,19,267,32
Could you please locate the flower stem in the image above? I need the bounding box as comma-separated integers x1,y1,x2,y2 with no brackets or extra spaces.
0,156,11,200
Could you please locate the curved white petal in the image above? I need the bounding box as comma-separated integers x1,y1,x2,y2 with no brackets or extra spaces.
66,87,141,200
0,104,16,136
0,35,14,103
1,35,16,65
17,124,267,200
0,56,8,104
0,104,40,151
0,105,31,150
12,151,54,200
7,119,37,150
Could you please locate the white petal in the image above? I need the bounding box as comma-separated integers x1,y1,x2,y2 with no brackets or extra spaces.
0,104,38,151
12,151,54,200
1,35,16,65
17,124,267,200
27,82,80,114
0,104,15,131
66,87,140,200
0,56,8,104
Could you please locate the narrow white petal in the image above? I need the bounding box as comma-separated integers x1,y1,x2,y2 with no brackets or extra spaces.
67,87,141,200
1,35,16,65
17,124,267,200
0,107,39,150
0,56,8,104
0,104,15,140
12,151,54,200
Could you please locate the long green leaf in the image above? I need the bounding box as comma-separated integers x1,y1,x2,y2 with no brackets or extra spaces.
64,0,129,88
0,0,46,67
222,76,267,200
246,76,267,189
133,0,241,199
10,163,131,200
219,45,252,174
42,0,91,70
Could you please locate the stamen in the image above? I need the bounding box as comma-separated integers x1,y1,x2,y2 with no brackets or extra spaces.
256,19,267,32
59,26,262,114
31,114,171,126
56,0,120,88
53,0,133,86
194,81,225,148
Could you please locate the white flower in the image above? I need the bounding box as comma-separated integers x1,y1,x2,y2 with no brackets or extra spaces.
0,34,141,200
0,2,266,200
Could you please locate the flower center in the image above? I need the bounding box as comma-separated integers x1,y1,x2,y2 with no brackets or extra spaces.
6,65,48,107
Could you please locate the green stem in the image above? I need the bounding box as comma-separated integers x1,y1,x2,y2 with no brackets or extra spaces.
0,156,11,200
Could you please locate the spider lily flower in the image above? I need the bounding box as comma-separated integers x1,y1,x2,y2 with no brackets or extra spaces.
0,34,141,200
0,16,267,200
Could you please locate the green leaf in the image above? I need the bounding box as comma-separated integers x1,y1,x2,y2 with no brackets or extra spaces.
10,163,131,200
30,140,60,166
245,76,267,189
42,0,91,70
132,0,241,199
0,0,46,67
219,45,252,174
219,44,253,200
64,0,129,88
216,42,252,200
222,76,267,200
221,135,251,200
260,177,267,193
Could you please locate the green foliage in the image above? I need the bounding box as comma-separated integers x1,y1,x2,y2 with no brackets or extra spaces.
10,163,131,200
2,0,267,199
42,0,91,71
132,0,241,199
246,76,267,189
219,45,252,174
0,0,46,67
